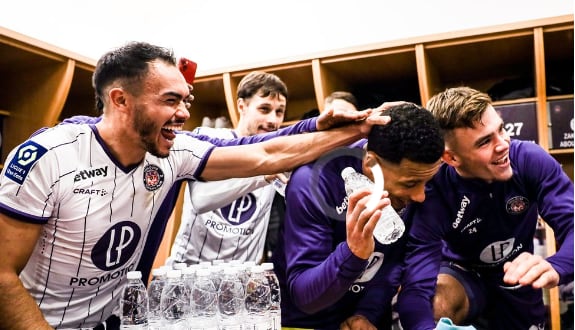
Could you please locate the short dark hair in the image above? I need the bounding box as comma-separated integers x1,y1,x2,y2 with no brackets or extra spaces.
325,91,358,109
367,102,444,164
237,71,288,101
92,41,176,111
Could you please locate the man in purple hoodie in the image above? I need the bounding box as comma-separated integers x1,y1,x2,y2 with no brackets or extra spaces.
272,103,445,329
397,87,574,329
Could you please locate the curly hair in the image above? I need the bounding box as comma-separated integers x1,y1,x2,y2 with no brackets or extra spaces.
367,102,444,164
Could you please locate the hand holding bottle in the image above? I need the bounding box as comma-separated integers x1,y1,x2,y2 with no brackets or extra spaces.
342,166,405,245
341,169,389,259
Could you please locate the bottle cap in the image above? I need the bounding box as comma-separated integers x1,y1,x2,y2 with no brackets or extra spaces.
341,167,356,179
223,267,238,275
196,268,211,277
188,264,202,271
152,268,167,277
243,261,256,267
167,270,182,279
173,262,188,270
261,262,274,271
250,265,264,273
181,267,195,276
126,271,142,280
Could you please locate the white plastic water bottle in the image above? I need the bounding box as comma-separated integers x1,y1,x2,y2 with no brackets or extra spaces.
261,263,281,330
190,268,218,330
148,268,167,330
181,266,196,294
245,265,272,330
120,271,149,329
341,166,405,244
210,264,225,292
271,172,291,197
217,267,245,330
161,269,189,330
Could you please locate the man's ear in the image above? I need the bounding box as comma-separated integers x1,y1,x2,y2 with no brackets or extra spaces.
237,98,246,114
442,149,458,166
364,151,378,168
109,88,128,110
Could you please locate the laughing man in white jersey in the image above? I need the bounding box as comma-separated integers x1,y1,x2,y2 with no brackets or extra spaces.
0,41,391,329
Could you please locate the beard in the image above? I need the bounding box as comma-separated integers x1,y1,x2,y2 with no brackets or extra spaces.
133,105,170,158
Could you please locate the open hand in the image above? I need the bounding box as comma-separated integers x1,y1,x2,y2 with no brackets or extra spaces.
184,83,195,109
345,188,390,260
502,252,560,289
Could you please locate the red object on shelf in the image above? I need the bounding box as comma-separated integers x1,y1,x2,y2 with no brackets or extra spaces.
178,57,197,84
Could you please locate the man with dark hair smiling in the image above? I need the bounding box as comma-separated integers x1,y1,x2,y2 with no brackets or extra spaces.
273,102,444,330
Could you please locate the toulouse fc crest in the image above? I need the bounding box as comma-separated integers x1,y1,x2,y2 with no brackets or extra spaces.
506,196,529,215
143,164,164,191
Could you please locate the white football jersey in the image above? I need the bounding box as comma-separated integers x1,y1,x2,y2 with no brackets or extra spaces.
0,124,214,329
167,126,275,265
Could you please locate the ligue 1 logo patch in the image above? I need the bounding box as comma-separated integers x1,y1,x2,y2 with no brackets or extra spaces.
5,141,47,185
143,164,164,191
506,196,529,215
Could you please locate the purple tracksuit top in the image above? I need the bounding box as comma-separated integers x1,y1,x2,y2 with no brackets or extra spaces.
272,141,405,330
397,140,574,329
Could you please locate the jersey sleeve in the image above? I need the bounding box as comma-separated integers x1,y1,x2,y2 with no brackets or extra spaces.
187,117,318,146
516,141,574,283
0,136,63,224
282,164,368,313
59,115,103,125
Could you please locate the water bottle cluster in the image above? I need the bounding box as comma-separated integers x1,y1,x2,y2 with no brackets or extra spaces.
120,261,281,330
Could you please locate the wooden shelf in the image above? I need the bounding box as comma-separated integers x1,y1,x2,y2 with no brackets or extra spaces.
0,26,96,163
184,74,227,131
550,148,574,155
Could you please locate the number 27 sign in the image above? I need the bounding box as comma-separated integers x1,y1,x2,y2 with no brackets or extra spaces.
494,103,539,144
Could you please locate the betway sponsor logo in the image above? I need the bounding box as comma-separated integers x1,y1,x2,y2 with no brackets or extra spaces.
336,196,350,215
74,166,108,182
452,195,470,229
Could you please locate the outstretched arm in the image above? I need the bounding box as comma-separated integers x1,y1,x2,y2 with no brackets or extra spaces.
200,113,390,181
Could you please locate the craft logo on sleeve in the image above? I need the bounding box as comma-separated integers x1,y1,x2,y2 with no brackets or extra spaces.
5,141,47,185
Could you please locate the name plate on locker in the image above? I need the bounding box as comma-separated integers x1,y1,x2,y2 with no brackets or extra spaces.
547,99,574,149
494,102,538,144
